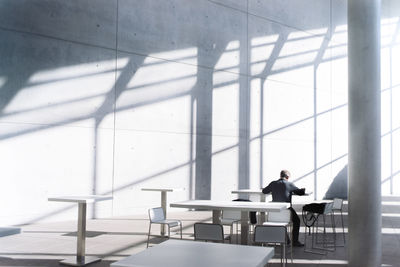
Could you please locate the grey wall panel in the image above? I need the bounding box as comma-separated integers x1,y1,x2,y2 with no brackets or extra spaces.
0,29,116,224
0,0,117,49
207,0,248,12
248,0,330,35
0,29,116,130
118,0,247,74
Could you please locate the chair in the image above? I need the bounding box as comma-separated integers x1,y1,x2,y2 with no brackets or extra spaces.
263,209,293,263
302,202,336,255
220,210,240,243
332,198,345,244
147,207,182,248
194,223,225,242
254,225,288,266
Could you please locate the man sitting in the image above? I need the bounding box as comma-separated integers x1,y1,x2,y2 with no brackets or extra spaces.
262,170,305,247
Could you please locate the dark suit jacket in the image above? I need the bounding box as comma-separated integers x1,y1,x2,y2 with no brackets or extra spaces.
262,178,304,202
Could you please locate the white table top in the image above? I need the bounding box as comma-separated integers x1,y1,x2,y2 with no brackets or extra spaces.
170,200,289,212
111,239,274,267
231,189,264,194
232,189,313,195
291,198,332,205
48,195,113,203
141,188,184,192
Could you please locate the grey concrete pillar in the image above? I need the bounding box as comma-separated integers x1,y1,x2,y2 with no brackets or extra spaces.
348,0,382,266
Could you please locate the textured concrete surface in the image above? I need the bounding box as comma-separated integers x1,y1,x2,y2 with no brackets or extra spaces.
0,0,399,228
0,201,400,266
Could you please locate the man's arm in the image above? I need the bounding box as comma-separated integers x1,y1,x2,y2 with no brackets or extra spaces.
262,183,272,194
292,188,305,195
289,182,305,195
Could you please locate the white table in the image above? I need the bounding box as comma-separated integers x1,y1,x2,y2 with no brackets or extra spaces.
141,188,184,236
111,239,274,267
231,190,313,223
48,195,113,266
231,189,267,201
232,189,313,202
231,189,268,222
170,200,289,244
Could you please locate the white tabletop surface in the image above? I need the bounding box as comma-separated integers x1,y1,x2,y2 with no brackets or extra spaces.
111,239,274,267
291,198,332,205
170,200,289,212
231,189,264,194
48,195,113,203
141,188,184,192
231,189,313,196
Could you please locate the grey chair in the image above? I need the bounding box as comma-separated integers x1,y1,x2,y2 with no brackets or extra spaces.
263,209,293,263
147,207,182,248
194,223,225,242
332,198,345,244
303,202,336,255
220,210,240,243
254,225,288,266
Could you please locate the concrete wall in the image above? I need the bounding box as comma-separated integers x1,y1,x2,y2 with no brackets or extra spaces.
0,0,399,225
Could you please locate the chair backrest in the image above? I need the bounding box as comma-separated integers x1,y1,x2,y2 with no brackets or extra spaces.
323,202,334,214
194,223,224,242
267,209,291,223
254,225,286,244
222,210,241,220
148,207,165,222
333,198,343,210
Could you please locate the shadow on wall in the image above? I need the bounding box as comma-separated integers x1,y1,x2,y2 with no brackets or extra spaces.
324,165,348,200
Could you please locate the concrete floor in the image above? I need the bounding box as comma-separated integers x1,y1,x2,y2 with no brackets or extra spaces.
0,202,399,267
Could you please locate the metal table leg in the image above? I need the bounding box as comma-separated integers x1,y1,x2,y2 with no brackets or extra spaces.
161,191,167,236
240,211,249,245
260,194,266,223
60,203,100,266
212,210,221,224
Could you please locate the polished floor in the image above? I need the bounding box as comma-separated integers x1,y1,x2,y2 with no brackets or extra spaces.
0,199,399,267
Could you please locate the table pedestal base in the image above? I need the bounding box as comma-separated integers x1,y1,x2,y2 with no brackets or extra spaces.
60,256,101,266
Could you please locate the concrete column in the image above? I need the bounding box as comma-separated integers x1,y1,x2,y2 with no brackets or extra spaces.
348,0,381,266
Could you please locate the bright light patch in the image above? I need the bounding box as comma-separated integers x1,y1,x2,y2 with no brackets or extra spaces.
307,27,328,35
250,35,279,75
335,24,348,32
215,40,239,71
382,228,400,234
212,70,239,138
280,34,324,57
226,40,240,50
28,59,120,84
126,57,197,89
147,47,198,65
330,30,347,46
4,71,113,114
251,34,279,46
381,18,398,46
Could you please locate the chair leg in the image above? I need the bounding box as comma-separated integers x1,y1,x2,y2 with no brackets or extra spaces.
147,223,152,248
340,210,345,243
290,224,293,263
283,243,286,266
236,221,239,244
180,223,183,239
331,212,337,249
230,224,233,244
168,225,171,239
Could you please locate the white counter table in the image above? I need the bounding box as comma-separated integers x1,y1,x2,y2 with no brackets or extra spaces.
111,239,274,267
170,200,289,244
48,195,112,266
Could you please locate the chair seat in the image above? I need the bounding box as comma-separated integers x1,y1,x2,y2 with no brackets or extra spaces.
152,219,181,227
263,221,290,227
221,218,240,225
